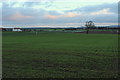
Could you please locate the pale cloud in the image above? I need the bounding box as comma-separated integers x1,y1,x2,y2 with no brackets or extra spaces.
1,0,119,2
12,2,25,8
45,12,81,19
65,12,80,18
90,8,114,16
7,12,33,21
44,14,58,19
0,2,2,8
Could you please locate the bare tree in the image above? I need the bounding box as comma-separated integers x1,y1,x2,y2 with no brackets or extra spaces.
85,21,95,34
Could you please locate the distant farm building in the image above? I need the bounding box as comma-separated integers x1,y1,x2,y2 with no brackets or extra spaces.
1,28,22,32
13,28,22,32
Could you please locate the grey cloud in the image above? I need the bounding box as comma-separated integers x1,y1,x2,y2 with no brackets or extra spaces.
2,2,118,25
92,14,118,23
65,3,118,14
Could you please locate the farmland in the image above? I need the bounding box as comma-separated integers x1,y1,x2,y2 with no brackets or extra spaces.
2,32,118,78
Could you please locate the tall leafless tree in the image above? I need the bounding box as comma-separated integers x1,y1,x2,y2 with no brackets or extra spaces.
85,21,95,34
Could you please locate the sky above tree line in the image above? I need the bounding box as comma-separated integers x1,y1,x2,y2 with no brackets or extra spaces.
0,0,119,27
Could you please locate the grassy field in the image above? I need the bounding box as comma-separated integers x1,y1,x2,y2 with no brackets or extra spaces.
2,32,118,78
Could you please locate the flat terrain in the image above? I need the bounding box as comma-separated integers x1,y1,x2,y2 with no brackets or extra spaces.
2,32,118,78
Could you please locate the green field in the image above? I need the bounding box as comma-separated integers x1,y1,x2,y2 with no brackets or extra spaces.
2,32,118,78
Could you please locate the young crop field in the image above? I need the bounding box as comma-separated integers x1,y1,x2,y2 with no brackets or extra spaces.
2,32,119,78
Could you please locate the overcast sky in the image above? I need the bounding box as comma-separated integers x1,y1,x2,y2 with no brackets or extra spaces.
1,0,119,27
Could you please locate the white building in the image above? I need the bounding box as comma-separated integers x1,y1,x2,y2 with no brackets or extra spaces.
13,28,22,32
